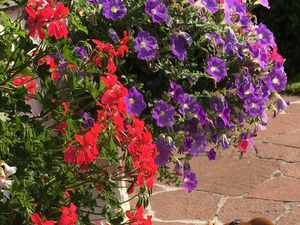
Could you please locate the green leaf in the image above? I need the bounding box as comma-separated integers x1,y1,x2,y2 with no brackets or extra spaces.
71,15,89,35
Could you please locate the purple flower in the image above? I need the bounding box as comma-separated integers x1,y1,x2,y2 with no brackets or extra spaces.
249,45,268,70
87,0,102,5
224,28,243,58
102,0,127,21
207,148,217,160
184,132,207,157
155,135,175,166
76,47,88,61
223,0,249,26
265,65,287,92
124,86,147,117
134,31,158,60
174,161,183,174
255,23,275,48
145,0,172,25
209,96,228,113
195,104,206,125
258,0,270,8
275,95,289,113
169,82,184,103
81,112,94,128
108,28,121,43
170,31,192,61
152,100,176,127
201,0,218,14
189,0,218,14
206,57,227,82
178,94,199,115
206,32,224,47
244,95,265,117
221,134,229,149
182,169,198,193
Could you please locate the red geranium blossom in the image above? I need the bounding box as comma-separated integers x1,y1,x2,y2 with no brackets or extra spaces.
57,203,78,225
13,75,37,95
47,3,69,40
30,213,54,225
125,207,152,225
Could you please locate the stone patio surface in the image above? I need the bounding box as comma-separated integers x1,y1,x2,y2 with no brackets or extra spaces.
144,95,300,225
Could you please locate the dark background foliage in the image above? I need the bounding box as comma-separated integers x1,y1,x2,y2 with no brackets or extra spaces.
256,0,300,81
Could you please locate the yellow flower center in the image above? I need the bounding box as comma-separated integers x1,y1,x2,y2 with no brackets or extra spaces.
151,9,156,14
183,103,189,109
272,77,279,84
140,41,146,48
111,6,118,13
211,66,217,72
250,103,256,108
244,89,251,95
183,178,189,183
258,33,263,40
129,98,135,104
159,111,165,116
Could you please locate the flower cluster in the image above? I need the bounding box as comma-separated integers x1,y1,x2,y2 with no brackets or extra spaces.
12,75,37,95
31,203,78,225
25,0,69,40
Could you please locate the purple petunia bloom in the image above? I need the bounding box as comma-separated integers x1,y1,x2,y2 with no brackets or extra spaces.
76,47,89,61
243,95,265,117
206,57,227,82
184,132,207,157
178,94,199,115
145,0,172,25
207,148,217,160
102,0,127,21
209,96,231,128
152,100,176,127
170,31,192,61
155,135,175,166
81,112,94,128
265,65,287,92
189,0,218,14
223,0,249,26
134,31,158,60
206,32,224,47
255,23,275,48
87,0,102,5
169,82,184,103
258,0,270,9
275,95,289,113
249,45,268,70
182,169,198,193
224,28,244,58
108,28,121,43
124,86,147,117
209,96,228,113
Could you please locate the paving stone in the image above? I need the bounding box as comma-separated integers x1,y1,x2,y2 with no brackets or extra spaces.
150,190,220,221
218,198,285,222
283,95,300,104
152,222,190,225
280,162,300,178
256,142,300,162
277,205,300,225
255,114,300,140
266,130,300,148
247,177,300,201
190,158,279,196
286,102,300,114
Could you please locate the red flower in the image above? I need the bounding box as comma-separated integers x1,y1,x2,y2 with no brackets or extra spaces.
57,203,78,225
125,207,152,225
30,213,54,225
25,5,49,39
62,102,69,112
47,3,69,40
238,139,249,153
13,75,37,95
116,31,129,57
64,146,77,163
270,46,284,64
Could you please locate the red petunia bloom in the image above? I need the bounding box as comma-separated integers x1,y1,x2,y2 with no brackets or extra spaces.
57,203,78,225
30,213,54,225
47,3,69,40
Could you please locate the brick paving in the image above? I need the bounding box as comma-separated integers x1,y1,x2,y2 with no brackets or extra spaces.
142,96,300,225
